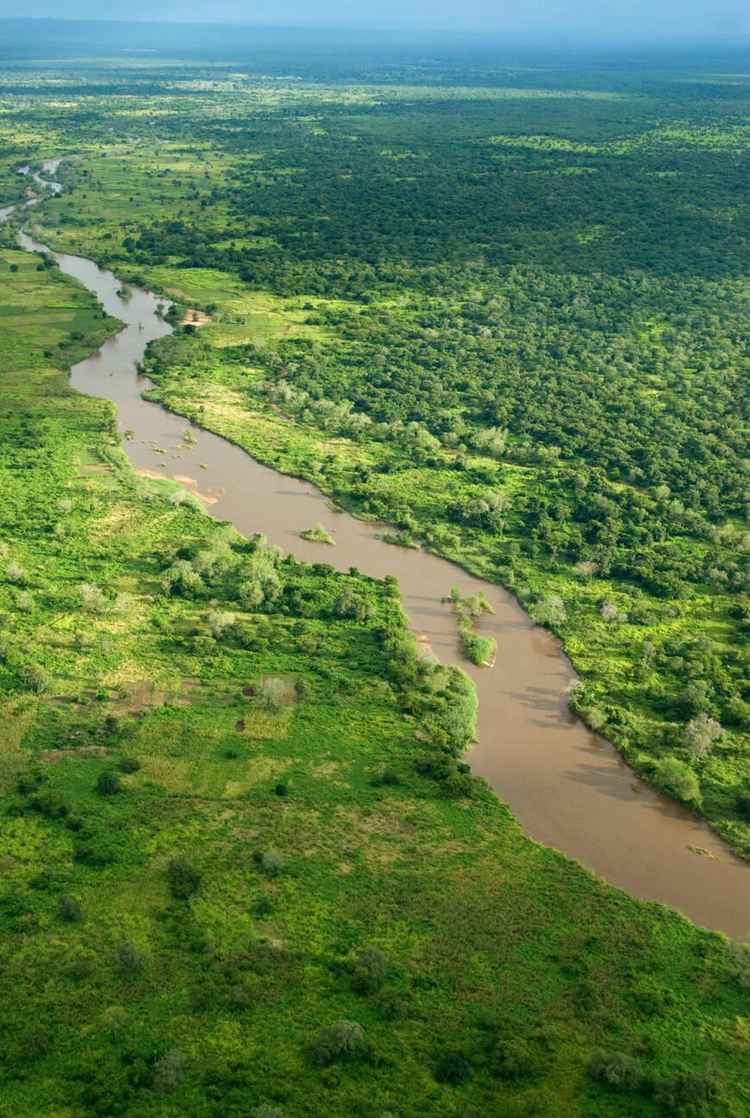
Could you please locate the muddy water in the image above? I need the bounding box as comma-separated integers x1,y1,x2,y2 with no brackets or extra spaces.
10,179,750,936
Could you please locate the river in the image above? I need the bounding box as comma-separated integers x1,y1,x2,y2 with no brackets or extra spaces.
7,162,750,936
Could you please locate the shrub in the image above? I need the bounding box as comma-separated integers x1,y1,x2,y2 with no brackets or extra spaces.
530,593,567,628
372,766,400,787
334,589,373,621
460,629,496,667
118,756,141,774
312,1020,364,1065
101,1005,128,1040
434,1050,472,1085
6,561,26,584
300,522,335,545
78,583,109,613
58,895,83,923
153,1049,185,1093
162,560,205,597
207,609,235,639
588,1049,644,1092
96,771,122,797
21,663,51,694
736,792,750,821
115,941,145,978
374,989,406,1021
257,675,297,711
655,757,701,806
727,940,750,990
491,1038,542,1081
15,590,34,613
652,1071,718,1112
351,946,388,994
258,850,284,878
166,857,201,900
74,832,121,867
29,791,69,818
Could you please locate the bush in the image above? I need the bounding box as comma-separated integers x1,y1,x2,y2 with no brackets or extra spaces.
78,583,109,613
300,522,335,545
166,857,202,900
655,757,701,806
491,1038,542,1081
254,849,284,878
6,561,26,584
429,669,477,750
351,946,388,994
118,756,141,774
311,1020,364,1065
415,755,473,798
434,1050,472,1085
115,941,145,978
372,766,400,787
29,791,69,818
21,663,51,694
153,1049,185,1093
58,895,83,923
727,940,750,990
96,771,123,797
588,1049,644,1092
530,593,567,628
74,832,120,867
652,1071,718,1113
257,675,297,711
460,629,496,667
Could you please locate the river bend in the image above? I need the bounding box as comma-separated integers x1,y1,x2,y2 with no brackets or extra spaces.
6,163,750,936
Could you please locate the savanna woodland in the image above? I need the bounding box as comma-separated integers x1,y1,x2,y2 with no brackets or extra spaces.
2,20,750,1118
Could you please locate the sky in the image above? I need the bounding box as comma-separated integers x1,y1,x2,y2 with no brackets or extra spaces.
0,0,747,43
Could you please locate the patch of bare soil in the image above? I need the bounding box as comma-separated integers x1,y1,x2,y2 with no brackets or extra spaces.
182,308,213,327
41,746,110,764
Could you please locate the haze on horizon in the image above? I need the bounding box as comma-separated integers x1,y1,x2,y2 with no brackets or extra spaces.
0,0,747,45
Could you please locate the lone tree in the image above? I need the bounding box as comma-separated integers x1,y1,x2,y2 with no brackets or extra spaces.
531,593,567,628
684,713,723,762
312,1020,364,1065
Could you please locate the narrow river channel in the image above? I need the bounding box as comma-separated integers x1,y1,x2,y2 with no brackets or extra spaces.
7,163,750,937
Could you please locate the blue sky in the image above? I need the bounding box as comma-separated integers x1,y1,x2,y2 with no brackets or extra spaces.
0,1,746,43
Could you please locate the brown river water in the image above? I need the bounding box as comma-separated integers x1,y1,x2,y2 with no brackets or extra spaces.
8,165,750,936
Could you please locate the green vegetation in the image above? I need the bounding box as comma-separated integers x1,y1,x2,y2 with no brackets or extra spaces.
448,587,497,667
21,49,750,854
300,522,335,545
2,217,750,1118
4,37,750,1117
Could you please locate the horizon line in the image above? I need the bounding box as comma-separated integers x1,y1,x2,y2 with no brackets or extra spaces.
0,15,746,48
